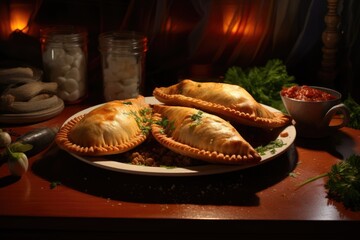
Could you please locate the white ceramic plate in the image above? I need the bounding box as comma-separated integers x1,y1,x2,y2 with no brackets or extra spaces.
62,97,296,176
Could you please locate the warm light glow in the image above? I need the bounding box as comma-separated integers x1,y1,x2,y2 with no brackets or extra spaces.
240,22,255,37
10,2,32,32
164,15,187,33
165,17,173,32
222,5,240,35
222,3,258,38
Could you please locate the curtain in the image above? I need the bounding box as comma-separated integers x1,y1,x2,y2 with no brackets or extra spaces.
121,0,328,86
1,0,358,100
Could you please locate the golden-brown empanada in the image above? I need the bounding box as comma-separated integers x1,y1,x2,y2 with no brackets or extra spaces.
56,95,152,156
151,104,261,165
153,79,291,128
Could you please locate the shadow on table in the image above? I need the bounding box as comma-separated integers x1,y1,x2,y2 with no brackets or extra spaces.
295,129,356,160
32,143,298,206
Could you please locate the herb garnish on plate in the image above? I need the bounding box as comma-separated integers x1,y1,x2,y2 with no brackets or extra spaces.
255,139,286,155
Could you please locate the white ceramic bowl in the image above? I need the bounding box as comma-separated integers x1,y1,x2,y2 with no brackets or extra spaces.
280,86,349,138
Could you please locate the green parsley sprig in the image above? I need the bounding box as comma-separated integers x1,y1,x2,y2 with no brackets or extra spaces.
255,139,285,155
190,110,204,128
297,154,360,211
344,95,360,129
128,108,152,135
155,117,175,134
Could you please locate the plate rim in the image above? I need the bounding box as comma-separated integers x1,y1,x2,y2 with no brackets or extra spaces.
0,98,64,124
61,96,296,176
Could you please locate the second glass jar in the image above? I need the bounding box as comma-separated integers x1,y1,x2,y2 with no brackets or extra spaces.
99,31,148,101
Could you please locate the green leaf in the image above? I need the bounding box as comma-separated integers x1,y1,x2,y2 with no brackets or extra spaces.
344,95,360,129
9,142,33,153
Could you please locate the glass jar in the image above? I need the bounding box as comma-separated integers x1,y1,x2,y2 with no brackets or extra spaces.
98,31,148,101
40,26,88,104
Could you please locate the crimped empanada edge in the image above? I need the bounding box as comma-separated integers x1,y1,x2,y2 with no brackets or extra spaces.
55,115,148,156
150,113,261,165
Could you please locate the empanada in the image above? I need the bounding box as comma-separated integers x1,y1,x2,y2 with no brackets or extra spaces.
151,104,261,165
56,95,152,156
153,79,291,128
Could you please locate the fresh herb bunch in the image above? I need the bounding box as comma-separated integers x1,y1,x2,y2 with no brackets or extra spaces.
298,154,360,211
344,95,360,129
224,59,295,113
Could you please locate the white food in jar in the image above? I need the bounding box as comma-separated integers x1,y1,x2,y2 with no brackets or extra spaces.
62,78,78,93
102,54,140,101
42,42,86,102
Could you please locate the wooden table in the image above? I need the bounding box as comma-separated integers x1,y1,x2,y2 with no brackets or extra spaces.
1,99,359,239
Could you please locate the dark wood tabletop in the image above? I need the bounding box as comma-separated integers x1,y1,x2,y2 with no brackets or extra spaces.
1,97,359,239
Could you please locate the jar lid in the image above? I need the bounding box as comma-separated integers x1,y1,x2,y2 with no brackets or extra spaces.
40,26,87,43
99,31,148,53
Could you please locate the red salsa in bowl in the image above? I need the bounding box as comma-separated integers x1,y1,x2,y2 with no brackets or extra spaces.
281,85,337,101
